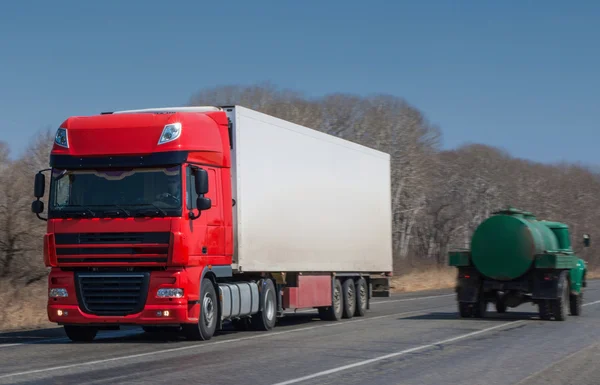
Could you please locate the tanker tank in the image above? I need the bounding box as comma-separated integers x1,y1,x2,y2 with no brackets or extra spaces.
449,207,588,322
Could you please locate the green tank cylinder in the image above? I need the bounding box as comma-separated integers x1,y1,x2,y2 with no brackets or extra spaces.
470,208,563,281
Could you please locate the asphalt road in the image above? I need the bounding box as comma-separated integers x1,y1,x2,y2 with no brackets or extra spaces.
0,282,599,385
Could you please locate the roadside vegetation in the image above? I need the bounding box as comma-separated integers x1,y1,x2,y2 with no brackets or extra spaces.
1,83,598,331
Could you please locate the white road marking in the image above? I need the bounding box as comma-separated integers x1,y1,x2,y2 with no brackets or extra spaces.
0,306,442,380
583,299,600,307
270,321,525,385
0,293,453,349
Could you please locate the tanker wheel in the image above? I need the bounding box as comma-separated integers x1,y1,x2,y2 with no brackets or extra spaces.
341,278,356,319
458,302,473,318
495,293,507,313
569,292,583,316
473,297,487,318
495,301,507,314
538,300,553,320
551,272,569,321
318,278,343,321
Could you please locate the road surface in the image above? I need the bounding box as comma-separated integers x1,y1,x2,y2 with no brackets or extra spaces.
0,281,599,385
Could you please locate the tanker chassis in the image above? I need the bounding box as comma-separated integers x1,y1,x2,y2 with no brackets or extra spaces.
31,105,393,342
448,208,588,321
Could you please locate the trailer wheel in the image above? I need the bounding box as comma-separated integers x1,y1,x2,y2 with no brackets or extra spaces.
341,279,356,319
551,272,569,321
354,277,368,317
183,278,218,340
570,292,583,316
319,278,343,321
64,325,97,342
251,278,277,331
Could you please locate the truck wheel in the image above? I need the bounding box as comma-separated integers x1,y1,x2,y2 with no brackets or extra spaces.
458,302,473,318
538,300,553,320
354,277,368,317
473,294,487,318
183,278,218,340
319,278,343,321
569,292,583,316
64,325,97,342
342,279,356,319
551,272,569,321
250,279,277,331
495,301,507,314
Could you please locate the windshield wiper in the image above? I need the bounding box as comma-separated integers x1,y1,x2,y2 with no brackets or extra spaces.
99,204,131,217
131,203,168,217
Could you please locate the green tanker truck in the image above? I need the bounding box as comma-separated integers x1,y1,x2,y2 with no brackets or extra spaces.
448,208,589,321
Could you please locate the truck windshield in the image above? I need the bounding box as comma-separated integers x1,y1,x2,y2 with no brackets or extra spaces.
49,166,183,218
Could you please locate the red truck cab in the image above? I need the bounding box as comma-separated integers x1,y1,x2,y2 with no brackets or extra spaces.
32,107,245,341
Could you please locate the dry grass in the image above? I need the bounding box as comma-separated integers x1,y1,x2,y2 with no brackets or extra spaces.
0,280,51,332
390,267,456,293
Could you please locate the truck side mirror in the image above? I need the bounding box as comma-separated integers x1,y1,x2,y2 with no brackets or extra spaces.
34,172,46,198
194,167,209,195
31,200,44,214
196,197,212,211
583,234,590,247
189,166,212,220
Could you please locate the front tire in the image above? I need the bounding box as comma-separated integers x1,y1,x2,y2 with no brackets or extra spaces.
183,278,218,340
64,325,97,342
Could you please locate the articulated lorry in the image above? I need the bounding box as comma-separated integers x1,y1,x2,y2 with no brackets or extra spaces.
31,105,393,342
448,208,589,321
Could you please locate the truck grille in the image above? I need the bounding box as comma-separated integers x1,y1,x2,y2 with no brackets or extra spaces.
75,273,150,316
55,232,170,265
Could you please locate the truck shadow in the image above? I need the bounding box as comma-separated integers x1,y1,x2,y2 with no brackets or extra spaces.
0,312,324,345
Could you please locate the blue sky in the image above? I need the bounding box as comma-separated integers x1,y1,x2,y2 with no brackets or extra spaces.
1,0,598,166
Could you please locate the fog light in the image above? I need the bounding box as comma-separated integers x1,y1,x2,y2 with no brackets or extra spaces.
49,288,68,298
163,310,170,317
157,288,184,298
57,309,68,316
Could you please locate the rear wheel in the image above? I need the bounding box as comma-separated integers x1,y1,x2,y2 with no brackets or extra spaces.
64,325,97,342
318,278,343,321
250,278,277,331
551,272,569,321
495,299,507,314
538,300,553,320
570,292,583,316
341,279,356,319
183,278,218,340
458,302,473,318
354,277,368,317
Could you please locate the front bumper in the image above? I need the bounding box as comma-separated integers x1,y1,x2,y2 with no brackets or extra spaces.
47,303,192,326
47,266,203,326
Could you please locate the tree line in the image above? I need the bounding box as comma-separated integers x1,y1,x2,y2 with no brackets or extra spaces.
0,83,598,291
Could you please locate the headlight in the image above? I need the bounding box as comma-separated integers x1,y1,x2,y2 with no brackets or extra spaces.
157,288,184,298
158,123,182,145
49,288,68,298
